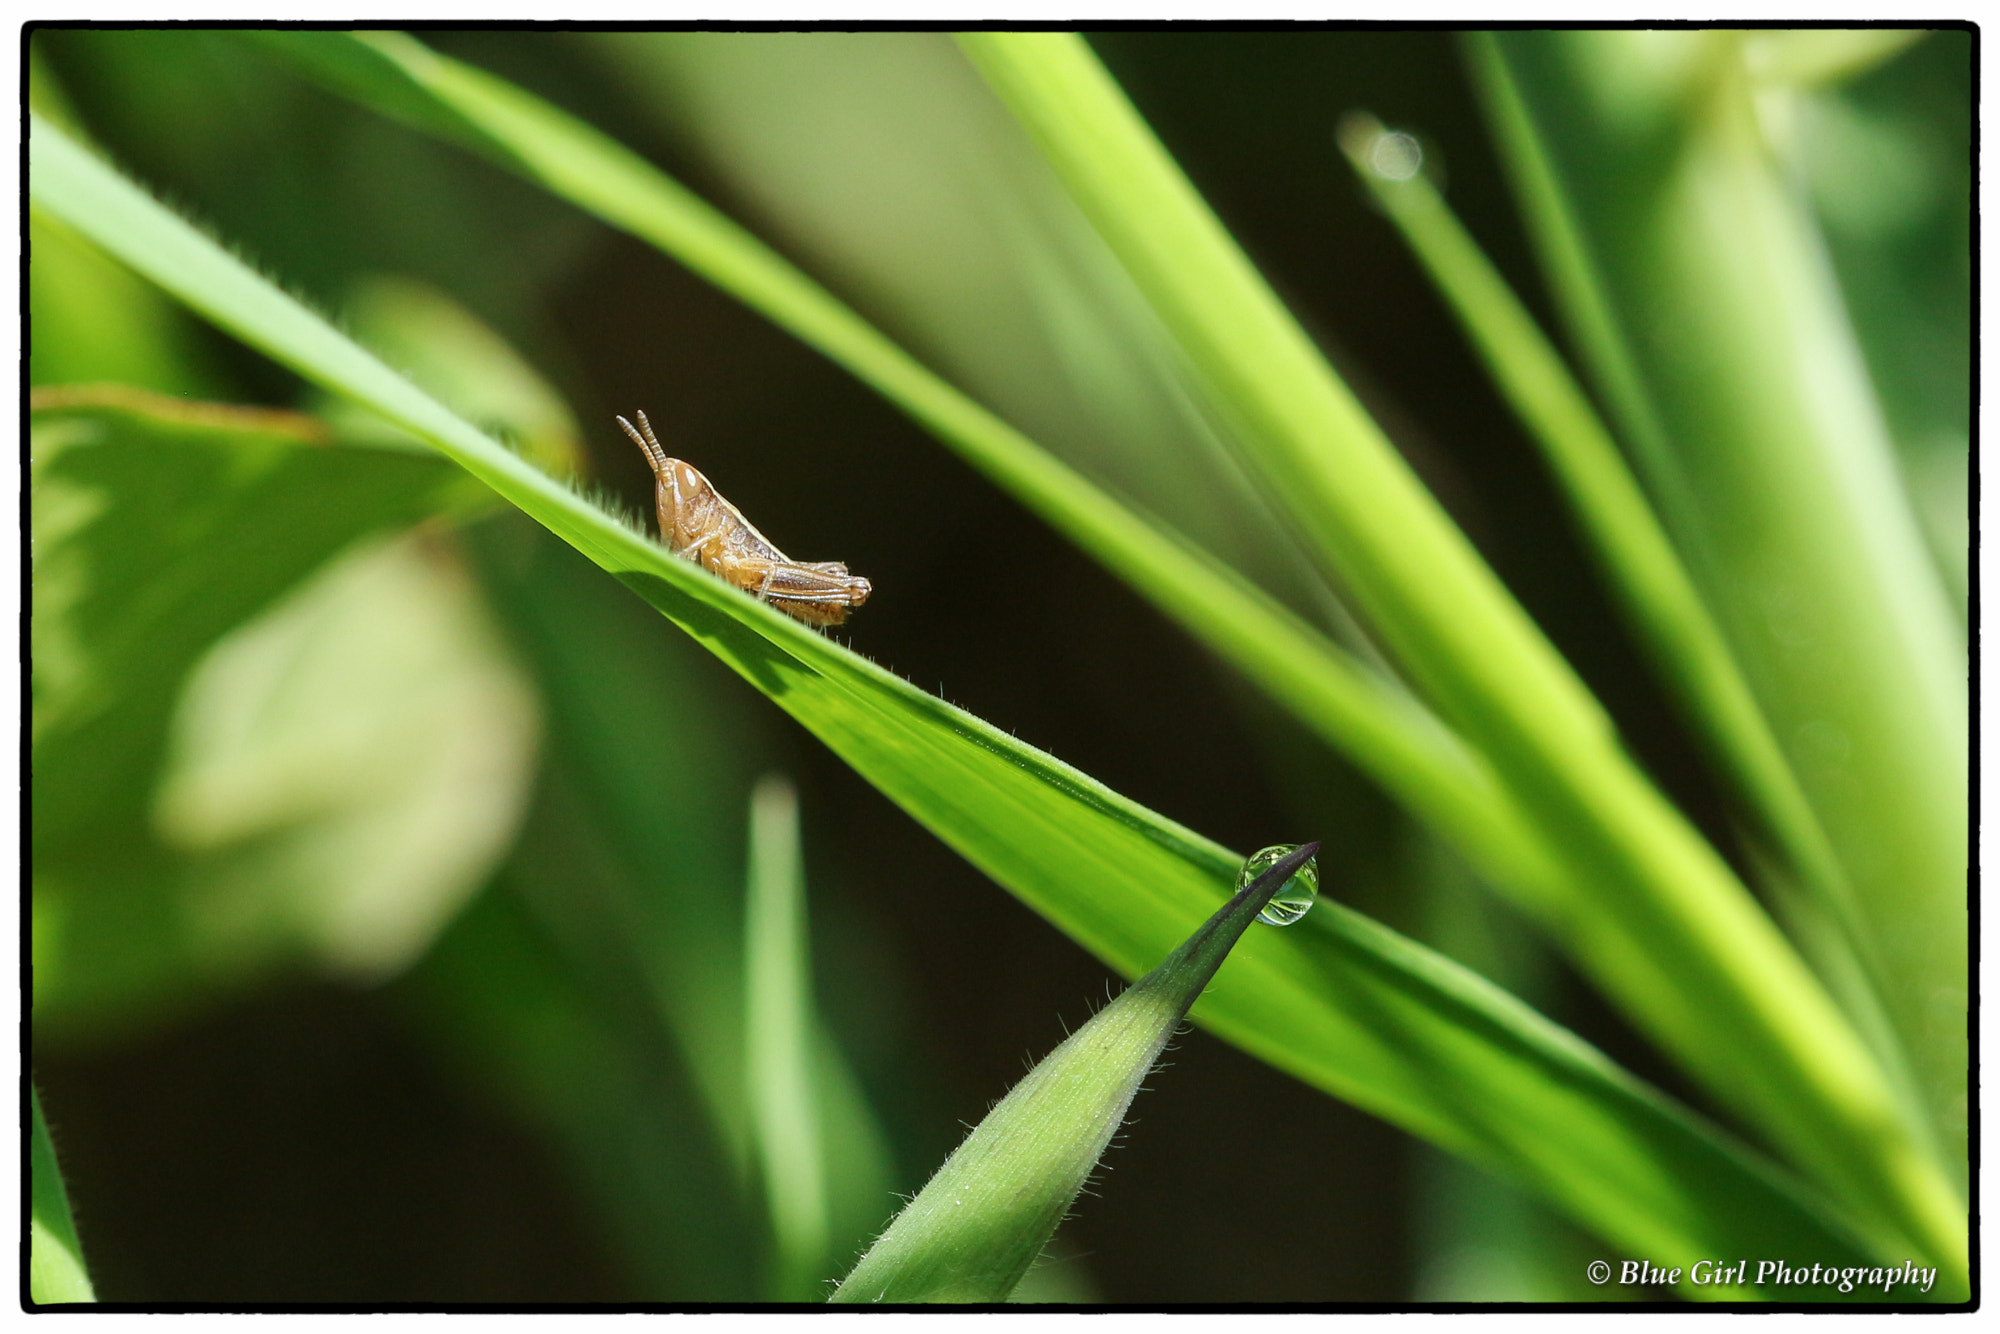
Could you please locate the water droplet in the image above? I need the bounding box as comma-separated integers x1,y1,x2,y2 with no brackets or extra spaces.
1239,844,1320,927
1370,131,1424,181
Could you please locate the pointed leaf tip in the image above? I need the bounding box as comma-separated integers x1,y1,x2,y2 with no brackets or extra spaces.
832,838,1316,1303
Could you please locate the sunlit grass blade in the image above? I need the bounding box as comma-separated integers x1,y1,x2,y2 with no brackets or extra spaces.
31,1090,96,1305
30,111,1920,1291
744,775,831,1299
833,845,1318,1304
1334,115,1894,1046
1469,30,1967,1186
955,32,1961,1281
1335,113,1833,900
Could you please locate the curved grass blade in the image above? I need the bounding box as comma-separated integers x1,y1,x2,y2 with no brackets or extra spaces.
956,32,1961,1282
26,111,1889,1284
831,846,1318,1303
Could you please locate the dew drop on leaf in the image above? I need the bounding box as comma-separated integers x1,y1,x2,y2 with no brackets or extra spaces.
1240,843,1320,927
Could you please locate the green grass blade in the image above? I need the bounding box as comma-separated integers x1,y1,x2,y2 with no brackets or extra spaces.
1335,116,1886,1033
25,110,1896,1287
953,33,1593,742
1335,115,1832,893
30,1089,96,1305
956,33,1960,1280
831,846,1316,1303
744,776,832,1299
1470,30,1967,1185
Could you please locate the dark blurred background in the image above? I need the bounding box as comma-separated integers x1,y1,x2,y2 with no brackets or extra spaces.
28,28,1968,1304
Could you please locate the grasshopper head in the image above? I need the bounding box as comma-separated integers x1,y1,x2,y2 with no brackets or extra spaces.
667,459,711,505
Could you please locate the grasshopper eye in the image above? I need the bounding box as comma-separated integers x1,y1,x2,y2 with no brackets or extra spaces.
670,460,707,499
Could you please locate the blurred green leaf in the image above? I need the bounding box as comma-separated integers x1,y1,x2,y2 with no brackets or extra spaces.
333,274,584,477
31,210,215,394
465,518,756,1168
1743,30,1928,90
31,386,527,1035
744,775,831,1298
150,533,540,975
451,522,896,1299
1472,31,1967,1199
399,875,757,1297
1787,42,1969,609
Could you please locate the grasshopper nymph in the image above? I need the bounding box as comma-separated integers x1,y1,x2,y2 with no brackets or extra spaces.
619,411,873,627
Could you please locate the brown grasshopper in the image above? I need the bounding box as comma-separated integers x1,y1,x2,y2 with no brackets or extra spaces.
619,411,872,627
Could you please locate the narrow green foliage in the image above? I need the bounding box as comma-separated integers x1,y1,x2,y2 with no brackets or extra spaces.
227,51,1906,1283
957,33,1960,1282
1471,31,1966,1191
1335,114,1877,1042
23,100,1906,1294
31,1089,96,1305
744,776,831,1299
833,844,1319,1304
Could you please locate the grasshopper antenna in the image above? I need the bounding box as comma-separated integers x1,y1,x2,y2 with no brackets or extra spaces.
618,411,672,476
